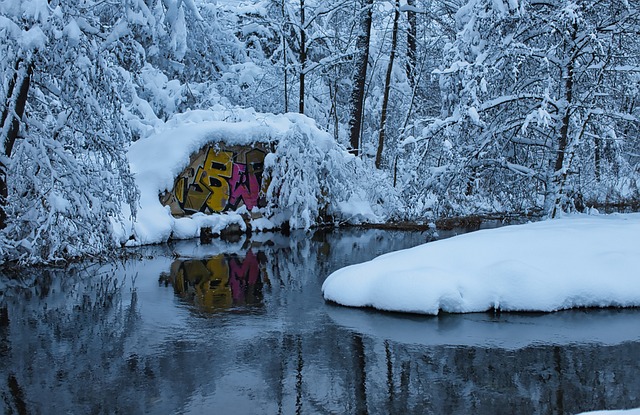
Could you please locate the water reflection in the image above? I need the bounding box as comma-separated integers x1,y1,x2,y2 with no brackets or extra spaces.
327,305,640,349
0,229,639,414
160,250,269,312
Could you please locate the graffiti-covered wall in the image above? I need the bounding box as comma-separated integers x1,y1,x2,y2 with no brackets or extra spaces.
161,144,270,216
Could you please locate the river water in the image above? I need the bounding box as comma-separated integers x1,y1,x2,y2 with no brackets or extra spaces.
1,228,639,414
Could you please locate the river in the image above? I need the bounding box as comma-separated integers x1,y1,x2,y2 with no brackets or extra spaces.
1,228,639,414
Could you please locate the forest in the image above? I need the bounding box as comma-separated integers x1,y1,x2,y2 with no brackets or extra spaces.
1,0,639,263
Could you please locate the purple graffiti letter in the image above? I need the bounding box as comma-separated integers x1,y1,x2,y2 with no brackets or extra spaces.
228,163,260,209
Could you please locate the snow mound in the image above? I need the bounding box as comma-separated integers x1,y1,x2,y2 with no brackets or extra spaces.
116,108,398,245
322,214,640,315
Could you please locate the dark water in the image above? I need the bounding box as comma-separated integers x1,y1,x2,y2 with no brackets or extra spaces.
1,228,639,414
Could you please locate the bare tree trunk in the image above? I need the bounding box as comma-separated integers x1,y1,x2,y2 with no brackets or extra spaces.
282,0,289,113
328,80,340,140
348,0,373,156
375,0,400,169
299,0,306,114
0,59,33,229
406,0,417,87
594,135,601,182
550,22,577,218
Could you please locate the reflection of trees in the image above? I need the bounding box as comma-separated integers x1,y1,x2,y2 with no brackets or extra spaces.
224,318,640,414
374,341,640,414
1,230,639,414
256,325,640,414
0,265,146,414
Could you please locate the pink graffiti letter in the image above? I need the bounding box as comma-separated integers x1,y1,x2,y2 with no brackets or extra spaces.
228,163,260,209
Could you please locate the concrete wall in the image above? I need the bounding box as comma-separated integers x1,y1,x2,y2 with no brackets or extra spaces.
161,143,270,216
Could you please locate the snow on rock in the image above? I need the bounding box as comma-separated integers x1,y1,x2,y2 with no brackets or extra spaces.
336,195,379,223
322,214,640,314
117,108,395,245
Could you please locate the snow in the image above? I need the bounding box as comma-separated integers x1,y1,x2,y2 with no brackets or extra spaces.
119,109,288,245
182,0,203,21
492,0,507,15
19,0,49,23
116,108,389,245
467,106,480,124
322,213,640,315
578,410,640,415
19,26,47,50
63,19,81,45
337,195,378,223
103,20,130,49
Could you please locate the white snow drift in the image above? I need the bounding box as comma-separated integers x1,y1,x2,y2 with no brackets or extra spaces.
115,108,397,245
322,213,640,314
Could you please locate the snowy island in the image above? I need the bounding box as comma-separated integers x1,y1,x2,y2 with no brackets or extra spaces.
322,213,640,315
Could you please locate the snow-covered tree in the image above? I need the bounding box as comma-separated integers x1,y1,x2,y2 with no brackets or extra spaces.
0,0,216,263
407,0,640,218
0,1,146,263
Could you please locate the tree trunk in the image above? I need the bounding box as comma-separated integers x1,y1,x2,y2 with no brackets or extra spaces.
0,59,33,229
282,0,289,113
594,135,601,182
348,0,373,156
550,22,577,218
375,0,400,169
329,80,339,140
298,0,306,114
406,0,417,87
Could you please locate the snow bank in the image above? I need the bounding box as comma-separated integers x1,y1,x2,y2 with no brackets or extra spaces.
577,410,640,415
322,214,640,314
120,109,281,245
117,108,397,245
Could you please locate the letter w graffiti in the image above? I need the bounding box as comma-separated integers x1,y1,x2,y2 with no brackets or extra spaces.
228,163,260,210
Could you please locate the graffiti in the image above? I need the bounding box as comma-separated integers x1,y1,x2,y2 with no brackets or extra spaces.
161,144,269,216
160,250,269,312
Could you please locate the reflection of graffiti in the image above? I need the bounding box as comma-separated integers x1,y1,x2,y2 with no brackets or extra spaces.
161,250,269,312
161,144,269,216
